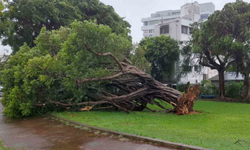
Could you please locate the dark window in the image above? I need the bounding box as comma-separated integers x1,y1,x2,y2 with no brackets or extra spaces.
160,25,169,34
200,14,209,20
189,27,193,34
194,65,201,72
203,74,208,80
182,25,188,34
144,21,148,26
184,66,192,72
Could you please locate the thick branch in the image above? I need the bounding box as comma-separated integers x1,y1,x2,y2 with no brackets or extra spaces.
76,72,124,85
204,50,221,69
49,100,109,107
216,55,224,65
199,54,218,70
84,44,124,71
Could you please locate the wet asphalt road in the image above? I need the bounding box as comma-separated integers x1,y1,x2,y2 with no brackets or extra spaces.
0,99,175,150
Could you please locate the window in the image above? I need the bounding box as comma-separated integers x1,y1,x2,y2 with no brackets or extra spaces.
149,29,154,33
203,74,208,80
149,34,153,37
148,20,159,25
143,21,148,26
194,65,201,72
182,25,188,34
172,12,180,15
189,27,193,34
200,14,209,20
184,66,192,72
160,25,169,34
143,30,149,34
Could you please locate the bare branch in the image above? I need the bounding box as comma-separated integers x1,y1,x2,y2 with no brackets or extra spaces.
84,44,124,71
76,72,124,85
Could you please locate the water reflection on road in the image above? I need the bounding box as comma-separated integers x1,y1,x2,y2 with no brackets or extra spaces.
0,102,175,150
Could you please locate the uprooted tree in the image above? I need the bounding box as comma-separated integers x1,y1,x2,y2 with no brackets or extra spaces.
0,21,200,118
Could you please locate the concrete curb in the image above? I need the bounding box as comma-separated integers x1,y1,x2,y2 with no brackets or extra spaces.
50,114,212,150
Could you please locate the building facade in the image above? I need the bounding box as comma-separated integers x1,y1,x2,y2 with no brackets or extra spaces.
141,2,216,84
141,2,215,38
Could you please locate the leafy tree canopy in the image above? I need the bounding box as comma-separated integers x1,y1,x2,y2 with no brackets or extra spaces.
0,21,131,118
191,0,250,98
139,35,179,83
0,0,131,53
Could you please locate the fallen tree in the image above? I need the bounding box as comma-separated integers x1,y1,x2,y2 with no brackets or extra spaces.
0,21,200,118
49,44,200,115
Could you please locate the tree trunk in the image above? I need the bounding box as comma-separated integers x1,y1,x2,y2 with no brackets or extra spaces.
243,72,250,101
218,70,225,99
50,61,201,115
48,46,201,115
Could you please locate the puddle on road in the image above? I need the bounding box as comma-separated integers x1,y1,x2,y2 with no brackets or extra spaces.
0,104,174,150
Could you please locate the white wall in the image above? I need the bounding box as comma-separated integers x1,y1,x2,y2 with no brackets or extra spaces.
200,2,215,14
153,18,181,40
141,2,218,84
181,2,200,22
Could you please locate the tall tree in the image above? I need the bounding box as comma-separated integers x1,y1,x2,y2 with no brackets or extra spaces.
234,32,250,100
191,1,250,98
139,35,180,83
229,1,250,100
0,0,131,53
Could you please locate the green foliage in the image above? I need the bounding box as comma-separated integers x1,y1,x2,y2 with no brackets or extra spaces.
0,141,11,150
200,80,219,96
176,84,187,93
0,0,131,53
180,45,193,74
225,81,244,99
0,21,131,118
176,44,202,80
131,45,151,74
139,35,179,82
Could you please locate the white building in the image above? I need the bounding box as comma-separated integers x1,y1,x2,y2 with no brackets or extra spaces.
141,2,217,84
141,2,215,38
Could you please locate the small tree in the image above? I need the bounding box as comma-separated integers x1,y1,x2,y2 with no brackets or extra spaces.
139,35,180,83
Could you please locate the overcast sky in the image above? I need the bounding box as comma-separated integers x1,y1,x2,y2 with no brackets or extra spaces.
100,0,249,43
0,41,11,56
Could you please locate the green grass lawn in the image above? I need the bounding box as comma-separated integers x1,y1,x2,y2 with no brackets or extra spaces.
55,101,250,150
0,141,10,150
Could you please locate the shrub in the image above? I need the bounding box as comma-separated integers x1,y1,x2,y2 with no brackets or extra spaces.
200,80,219,96
225,81,244,99
176,84,187,92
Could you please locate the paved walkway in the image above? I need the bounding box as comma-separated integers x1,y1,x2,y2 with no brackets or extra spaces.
0,101,175,150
